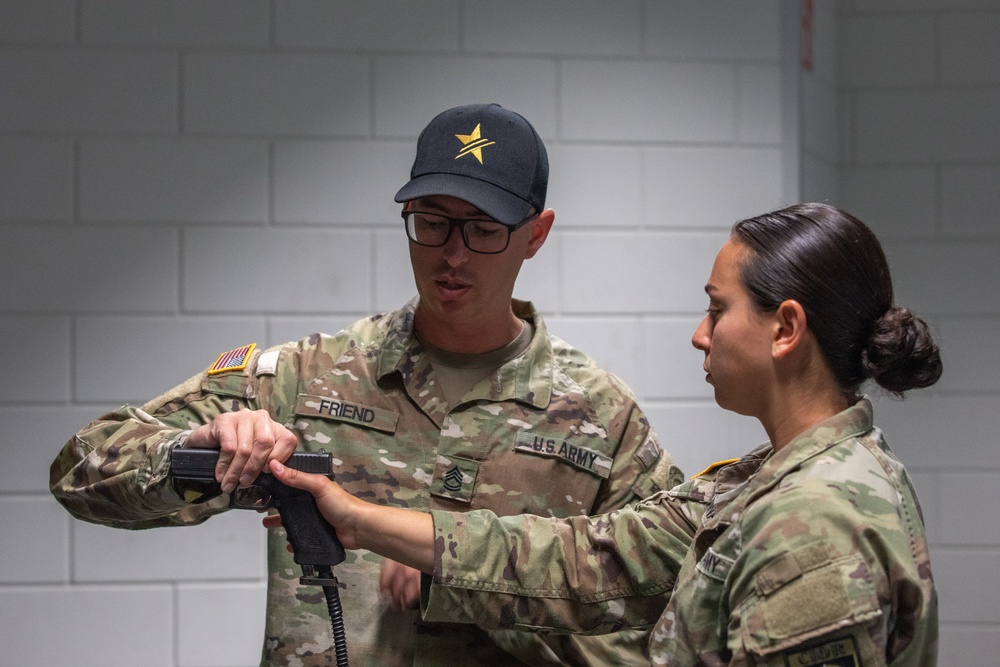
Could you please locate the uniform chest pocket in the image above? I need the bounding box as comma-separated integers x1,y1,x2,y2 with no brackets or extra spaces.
294,394,439,510
444,430,613,518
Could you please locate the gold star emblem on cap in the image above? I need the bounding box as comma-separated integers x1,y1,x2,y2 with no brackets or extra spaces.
454,123,496,164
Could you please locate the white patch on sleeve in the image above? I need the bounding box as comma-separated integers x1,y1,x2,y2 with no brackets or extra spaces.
255,350,280,376
133,408,159,423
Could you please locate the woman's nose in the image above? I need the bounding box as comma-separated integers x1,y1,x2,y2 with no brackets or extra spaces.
692,316,710,351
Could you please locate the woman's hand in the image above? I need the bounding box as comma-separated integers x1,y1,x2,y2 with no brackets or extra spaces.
267,460,365,549
267,460,436,573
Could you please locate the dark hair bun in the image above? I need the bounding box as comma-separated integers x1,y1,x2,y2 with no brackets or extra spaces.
861,307,943,395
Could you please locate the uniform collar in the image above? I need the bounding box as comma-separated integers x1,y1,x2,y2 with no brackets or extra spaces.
375,297,554,409
701,399,875,528
751,398,874,493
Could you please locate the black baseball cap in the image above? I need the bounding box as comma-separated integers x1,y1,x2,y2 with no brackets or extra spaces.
394,103,548,226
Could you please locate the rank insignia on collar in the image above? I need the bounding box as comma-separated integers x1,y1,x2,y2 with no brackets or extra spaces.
207,343,256,375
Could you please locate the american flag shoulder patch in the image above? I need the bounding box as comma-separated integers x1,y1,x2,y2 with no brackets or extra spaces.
207,343,257,375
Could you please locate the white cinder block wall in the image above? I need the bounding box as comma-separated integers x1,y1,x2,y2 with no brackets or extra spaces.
0,1,995,665
833,1,1000,663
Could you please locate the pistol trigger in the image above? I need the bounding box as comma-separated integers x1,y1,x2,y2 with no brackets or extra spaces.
230,485,272,509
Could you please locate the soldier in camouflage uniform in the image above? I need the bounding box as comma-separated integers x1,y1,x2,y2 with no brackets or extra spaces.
422,398,936,666
268,203,942,666
49,103,682,667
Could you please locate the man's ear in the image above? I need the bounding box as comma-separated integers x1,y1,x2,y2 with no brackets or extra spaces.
772,299,807,360
524,209,555,259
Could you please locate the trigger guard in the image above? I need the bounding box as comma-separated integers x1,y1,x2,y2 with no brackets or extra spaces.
229,485,272,509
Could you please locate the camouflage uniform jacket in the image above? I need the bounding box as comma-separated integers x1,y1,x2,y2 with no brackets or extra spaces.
425,399,937,666
50,298,680,667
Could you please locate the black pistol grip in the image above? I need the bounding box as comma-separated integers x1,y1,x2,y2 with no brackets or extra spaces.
265,476,346,567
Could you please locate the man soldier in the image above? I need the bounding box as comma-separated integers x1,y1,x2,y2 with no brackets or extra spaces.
51,103,682,666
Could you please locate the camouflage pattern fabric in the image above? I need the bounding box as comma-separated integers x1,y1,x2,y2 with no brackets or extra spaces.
425,398,937,666
50,298,681,667
425,489,696,633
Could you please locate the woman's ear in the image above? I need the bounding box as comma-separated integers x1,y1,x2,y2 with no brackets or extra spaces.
772,299,807,360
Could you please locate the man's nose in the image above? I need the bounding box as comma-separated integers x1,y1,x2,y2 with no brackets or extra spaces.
442,225,470,264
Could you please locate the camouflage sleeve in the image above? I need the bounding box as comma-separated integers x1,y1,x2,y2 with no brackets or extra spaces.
588,374,686,514
423,489,697,633
49,404,229,529
722,476,931,665
48,355,261,529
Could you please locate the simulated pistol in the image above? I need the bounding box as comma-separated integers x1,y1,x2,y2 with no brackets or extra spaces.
169,447,349,665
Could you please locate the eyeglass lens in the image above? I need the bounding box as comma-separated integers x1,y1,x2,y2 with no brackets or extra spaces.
405,212,510,253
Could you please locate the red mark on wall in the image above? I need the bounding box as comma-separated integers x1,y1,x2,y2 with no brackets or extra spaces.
801,0,814,71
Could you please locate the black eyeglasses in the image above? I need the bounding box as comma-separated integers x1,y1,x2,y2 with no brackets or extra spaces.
402,210,534,254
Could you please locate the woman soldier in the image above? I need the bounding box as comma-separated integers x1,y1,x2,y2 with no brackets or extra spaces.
269,203,942,666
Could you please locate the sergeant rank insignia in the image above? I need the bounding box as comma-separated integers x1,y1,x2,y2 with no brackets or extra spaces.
207,343,256,375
